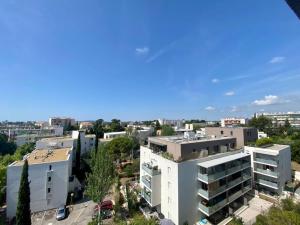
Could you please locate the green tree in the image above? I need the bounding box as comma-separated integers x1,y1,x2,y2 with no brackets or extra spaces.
75,132,81,174
161,125,175,136
256,138,273,147
106,136,134,160
130,214,158,225
110,119,124,132
16,159,31,225
0,134,16,155
94,119,104,151
249,116,272,132
86,145,115,225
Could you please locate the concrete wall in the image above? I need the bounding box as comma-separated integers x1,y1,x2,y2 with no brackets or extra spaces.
7,155,72,219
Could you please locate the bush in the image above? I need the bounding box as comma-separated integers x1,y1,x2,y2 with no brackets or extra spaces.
256,138,273,147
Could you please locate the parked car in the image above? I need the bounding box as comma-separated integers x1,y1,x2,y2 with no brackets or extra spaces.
94,200,113,211
56,206,67,221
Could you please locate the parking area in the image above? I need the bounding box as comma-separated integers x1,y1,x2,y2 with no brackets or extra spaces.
238,196,273,225
31,199,96,225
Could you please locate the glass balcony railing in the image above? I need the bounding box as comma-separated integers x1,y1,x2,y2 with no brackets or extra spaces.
198,170,226,182
242,173,251,181
254,158,277,167
141,190,152,203
142,163,161,176
243,185,252,193
227,165,242,175
257,179,278,189
228,190,243,203
255,168,278,178
227,177,243,189
142,176,151,189
198,198,227,215
242,162,251,169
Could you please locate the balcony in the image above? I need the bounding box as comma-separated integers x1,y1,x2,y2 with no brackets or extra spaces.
242,173,251,181
142,176,151,189
142,163,161,176
243,185,252,193
257,179,278,189
227,164,242,175
228,190,243,203
227,177,243,189
198,198,227,216
242,162,251,169
198,170,226,183
255,168,278,178
254,158,277,167
141,190,152,203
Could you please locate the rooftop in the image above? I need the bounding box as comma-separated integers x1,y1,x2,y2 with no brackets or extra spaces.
198,152,249,168
149,135,235,145
39,136,74,141
12,148,71,166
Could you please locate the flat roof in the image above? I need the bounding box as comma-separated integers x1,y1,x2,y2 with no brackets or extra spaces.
104,131,126,135
40,136,74,141
12,148,71,166
198,152,249,168
246,144,288,152
149,135,235,145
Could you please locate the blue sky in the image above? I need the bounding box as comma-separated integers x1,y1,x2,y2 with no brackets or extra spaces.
1,0,300,121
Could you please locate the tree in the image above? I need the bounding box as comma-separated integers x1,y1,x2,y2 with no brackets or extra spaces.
161,125,175,136
249,116,272,133
86,145,115,225
94,119,104,151
256,138,273,147
110,119,124,132
75,132,81,174
106,136,134,160
16,159,31,225
0,134,16,155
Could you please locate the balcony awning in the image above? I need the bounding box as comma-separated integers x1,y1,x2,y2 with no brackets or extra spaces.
198,152,249,168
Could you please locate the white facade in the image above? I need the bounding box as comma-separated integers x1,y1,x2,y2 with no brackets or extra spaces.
255,112,300,128
158,119,184,128
103,131,127,139
36,131,95,156
6,148,72,219
140,146,251,225
244,145,291,195
221,118,248,127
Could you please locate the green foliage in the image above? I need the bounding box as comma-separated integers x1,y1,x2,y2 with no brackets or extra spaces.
85,145,115,224
161,152,174,160
249,116,272,132
256,138,273,147
106,136,134,160
160,125,175,136
16,159,31,225
253,198,300,225
0,133,16,155
75,132,81,174
126,184,139,216
228,216,244,225
110,119,125,132
129,214,158,225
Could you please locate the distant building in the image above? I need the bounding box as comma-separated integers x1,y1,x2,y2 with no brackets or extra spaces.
103,131,127,140
245,145,291,196
255,112,300,128
258,131,268,139
79,122,94,130
140,135,250,225
49,117,76,127
221,118,248,127
7,148,73,219
158,119,184,128
205,127,258,149
36,131,95,156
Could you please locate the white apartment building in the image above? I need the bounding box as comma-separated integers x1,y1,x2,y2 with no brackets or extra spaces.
36,131,95,156
245,145,291,196
7,148,73,219
49,117,76,127
255,111,300,128
140,135,251,225
103,131,127,139
221,118,248,127
158,119,184,128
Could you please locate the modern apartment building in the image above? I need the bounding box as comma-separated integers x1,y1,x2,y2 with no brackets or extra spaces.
220,118,248,127
245,145,291,196
7,148,73,219
254,112,300,128
49,117,76,127
205,127,258,149
36,131,95,156
140,135,251,225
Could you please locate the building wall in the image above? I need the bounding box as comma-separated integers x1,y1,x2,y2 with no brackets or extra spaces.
205,127,257,149
6,156,72,219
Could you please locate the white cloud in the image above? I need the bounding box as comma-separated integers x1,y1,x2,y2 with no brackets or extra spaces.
146,40,177,63
135,47,149,55
211,78,219,83
205,106,215,111
225,91,235,96
269,56,285,64
252,95,279,106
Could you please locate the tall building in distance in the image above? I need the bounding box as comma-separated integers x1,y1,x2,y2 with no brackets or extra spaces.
48,117,76,127
254,112,300,128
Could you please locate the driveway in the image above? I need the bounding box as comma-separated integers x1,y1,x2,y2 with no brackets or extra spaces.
238,197,273,225
31,199,96,225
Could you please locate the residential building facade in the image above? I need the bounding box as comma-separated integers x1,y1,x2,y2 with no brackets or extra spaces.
220,118,248,127
205,127,258,149
140,135,250,225
7,148,73,219
49,117,76,127
245,145,291,196
254,112,300,128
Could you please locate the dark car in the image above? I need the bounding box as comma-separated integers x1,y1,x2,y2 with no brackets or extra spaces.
94,200,113,211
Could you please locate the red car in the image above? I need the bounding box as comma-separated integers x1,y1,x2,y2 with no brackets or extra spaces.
94,200,113,211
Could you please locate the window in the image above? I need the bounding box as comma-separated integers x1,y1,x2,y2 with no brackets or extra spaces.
168,197,171,204
167,167,171,174
49,165,52,170
48,177,51,182
61,142,64,147
221,130,224,135
230,131,233,136
48,188,51,193
168,181,171,189
193,149,196,153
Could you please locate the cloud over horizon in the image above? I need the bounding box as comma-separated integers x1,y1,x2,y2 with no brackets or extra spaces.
269,56,285,64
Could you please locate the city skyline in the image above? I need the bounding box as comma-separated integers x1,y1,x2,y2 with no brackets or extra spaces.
1,1,300,121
